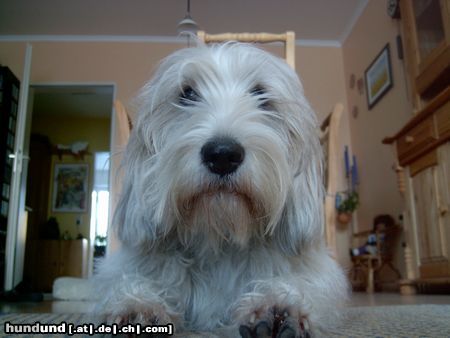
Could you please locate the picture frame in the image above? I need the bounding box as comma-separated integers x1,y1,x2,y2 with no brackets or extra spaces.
52,163,89,212
364,44,393,110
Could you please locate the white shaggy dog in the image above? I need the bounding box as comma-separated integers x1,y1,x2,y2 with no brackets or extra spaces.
95,43,348,337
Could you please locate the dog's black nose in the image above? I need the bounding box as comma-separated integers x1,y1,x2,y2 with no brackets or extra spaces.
201,137,245,176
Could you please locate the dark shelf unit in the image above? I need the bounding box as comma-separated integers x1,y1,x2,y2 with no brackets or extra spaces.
0,66,20,291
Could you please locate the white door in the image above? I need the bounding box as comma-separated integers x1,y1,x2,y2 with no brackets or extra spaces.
4,44,33,291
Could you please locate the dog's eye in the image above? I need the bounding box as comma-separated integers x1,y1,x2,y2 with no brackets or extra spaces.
179,86,200,106
250,85,271,110
251,85,265,96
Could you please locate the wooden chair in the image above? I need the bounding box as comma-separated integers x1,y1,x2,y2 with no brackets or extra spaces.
197,31,296,70
107,100,133,253
320,103,344,255
350,216,402,293
114,100,132,143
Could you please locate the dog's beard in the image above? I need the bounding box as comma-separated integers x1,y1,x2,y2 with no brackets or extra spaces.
176,184,267,252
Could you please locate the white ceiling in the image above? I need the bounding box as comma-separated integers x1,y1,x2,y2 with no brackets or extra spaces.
0,0,369,45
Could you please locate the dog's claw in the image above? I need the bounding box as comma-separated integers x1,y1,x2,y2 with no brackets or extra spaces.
239,321,273,338
255,321,272,337
275,320,311,338
300,331,311,338
239,306,311,338
239,325,254,338
277,323,297,338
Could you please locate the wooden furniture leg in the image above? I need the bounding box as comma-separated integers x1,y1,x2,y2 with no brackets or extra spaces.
367,258,374,293
399,245,417,295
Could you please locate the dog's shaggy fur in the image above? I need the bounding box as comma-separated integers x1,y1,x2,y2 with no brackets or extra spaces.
95,43,348,337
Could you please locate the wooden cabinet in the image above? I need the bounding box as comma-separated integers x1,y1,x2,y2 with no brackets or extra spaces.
400,0,450,101
386,1,450,293
410,144,450,279
32,239,88,292
384,89,450,292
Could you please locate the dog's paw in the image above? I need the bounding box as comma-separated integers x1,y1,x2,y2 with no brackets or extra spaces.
102,304,175,338
238,307,310,338
104,303,173,326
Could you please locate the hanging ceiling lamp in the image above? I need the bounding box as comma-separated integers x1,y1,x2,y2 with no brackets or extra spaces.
176,0,199,45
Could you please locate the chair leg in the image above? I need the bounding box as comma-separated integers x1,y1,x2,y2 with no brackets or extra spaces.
366,259,374,293
350,260,368,291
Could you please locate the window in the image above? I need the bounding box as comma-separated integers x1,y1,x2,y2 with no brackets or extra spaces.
90,152,110,248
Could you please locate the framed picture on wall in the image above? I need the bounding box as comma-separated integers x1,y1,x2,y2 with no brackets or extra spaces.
52,163,89,212
364,44,393,110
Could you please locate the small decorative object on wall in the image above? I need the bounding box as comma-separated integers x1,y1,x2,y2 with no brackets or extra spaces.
357,78,365,95
52,163,89,212
349,73,356,89
387,0,401,19
352,105,359,119
365,44,393,109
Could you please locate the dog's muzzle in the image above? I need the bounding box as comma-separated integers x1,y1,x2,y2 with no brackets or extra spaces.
201,137,245,176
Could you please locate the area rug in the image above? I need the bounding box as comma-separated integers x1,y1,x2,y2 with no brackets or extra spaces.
328,304,450,337
0,304,449,337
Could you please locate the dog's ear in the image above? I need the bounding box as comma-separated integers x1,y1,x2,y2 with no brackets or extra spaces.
113,129,162,248
273,154,324,256
272,97,324,256
279,155,324,254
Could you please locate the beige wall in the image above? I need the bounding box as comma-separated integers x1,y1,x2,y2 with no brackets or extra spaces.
0,41,347,118
0,42,27,79
342,0,415,276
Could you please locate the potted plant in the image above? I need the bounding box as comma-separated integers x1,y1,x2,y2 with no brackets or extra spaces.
336,191,359,224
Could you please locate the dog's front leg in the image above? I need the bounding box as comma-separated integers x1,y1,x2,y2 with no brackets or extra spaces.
95,274,181,330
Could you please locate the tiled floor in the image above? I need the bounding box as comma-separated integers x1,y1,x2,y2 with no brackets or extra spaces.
1,292,450,314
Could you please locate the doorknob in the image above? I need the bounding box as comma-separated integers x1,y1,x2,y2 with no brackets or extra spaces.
8,152,30,172
8,153,30,160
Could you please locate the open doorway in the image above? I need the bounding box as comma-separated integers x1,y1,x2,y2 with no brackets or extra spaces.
23,84,114,293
